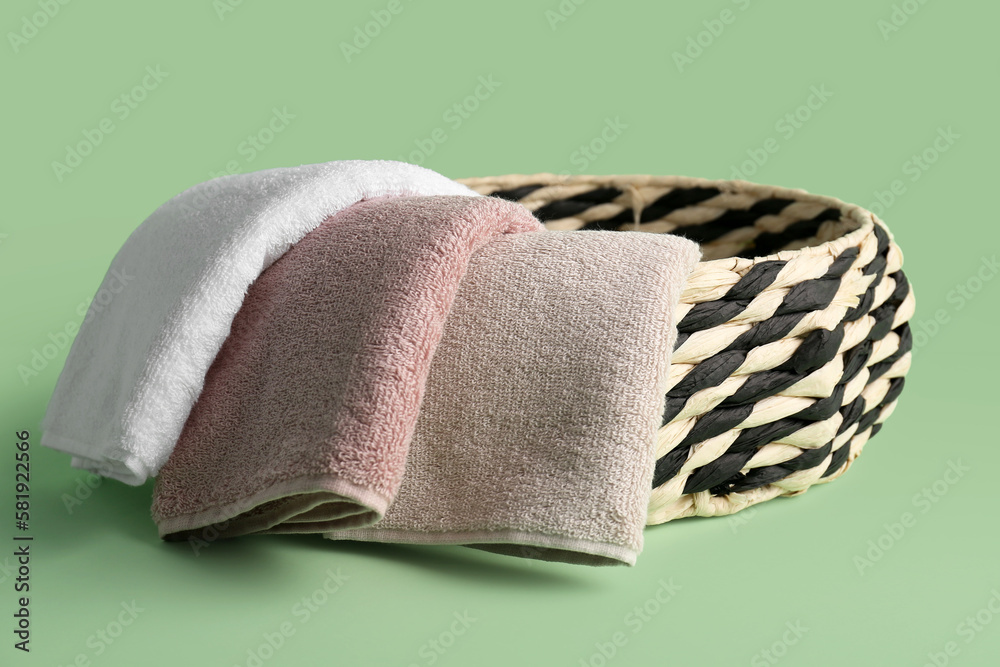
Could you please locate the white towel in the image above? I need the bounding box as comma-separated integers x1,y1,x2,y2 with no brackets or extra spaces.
40,160,479,486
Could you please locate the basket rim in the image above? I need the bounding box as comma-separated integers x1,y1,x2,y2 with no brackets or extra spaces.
456,173,886,268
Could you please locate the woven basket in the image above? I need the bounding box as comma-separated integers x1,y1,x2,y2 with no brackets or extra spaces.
457,174,915,525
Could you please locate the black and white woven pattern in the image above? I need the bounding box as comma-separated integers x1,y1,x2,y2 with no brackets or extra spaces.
458,174,915,524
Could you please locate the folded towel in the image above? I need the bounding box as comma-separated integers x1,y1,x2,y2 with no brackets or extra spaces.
40,160,479,485
151,194,542,536
325,229,701,565
154,194,701,565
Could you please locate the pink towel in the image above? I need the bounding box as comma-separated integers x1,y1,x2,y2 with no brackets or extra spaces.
151,195,542,538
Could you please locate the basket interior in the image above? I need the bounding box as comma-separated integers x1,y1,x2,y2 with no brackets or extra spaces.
483,181,863,261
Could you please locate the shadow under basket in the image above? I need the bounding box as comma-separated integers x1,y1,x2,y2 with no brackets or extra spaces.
458,174,915,525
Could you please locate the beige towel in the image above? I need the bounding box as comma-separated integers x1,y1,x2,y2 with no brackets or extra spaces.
326,229,700,565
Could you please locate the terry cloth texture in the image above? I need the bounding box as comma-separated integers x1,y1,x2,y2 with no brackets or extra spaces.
324,230,701,566
40,160,479,486
153,193,701,565
151,195,544,539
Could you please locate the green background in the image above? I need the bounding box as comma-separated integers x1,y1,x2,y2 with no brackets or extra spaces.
2,0,997,665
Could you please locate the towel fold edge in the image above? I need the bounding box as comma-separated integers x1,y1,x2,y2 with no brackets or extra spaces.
155,473,392,540
322,527,640,566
